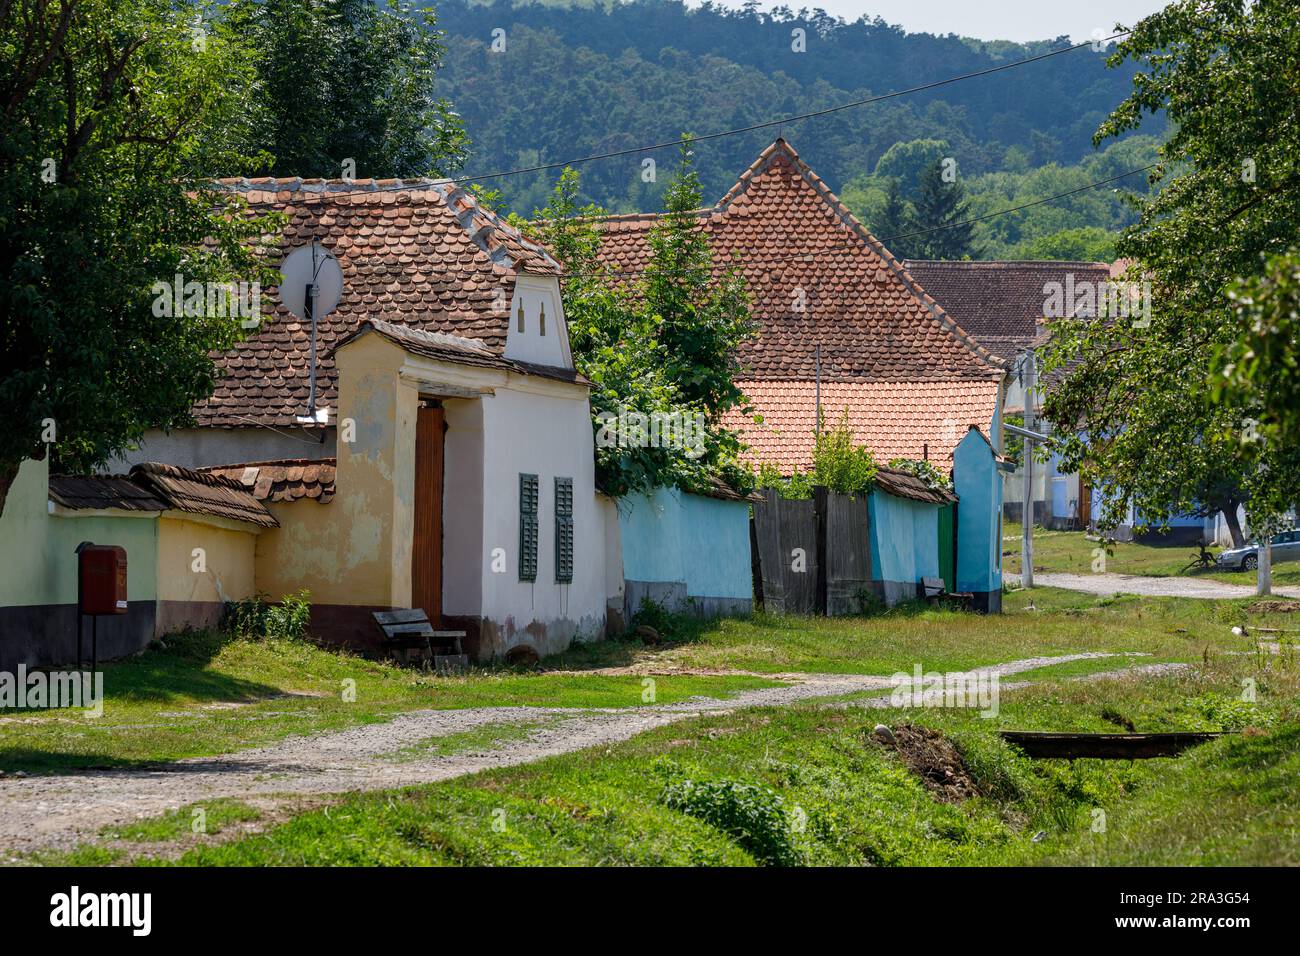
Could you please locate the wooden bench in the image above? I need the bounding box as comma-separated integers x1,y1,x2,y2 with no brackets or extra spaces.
920,576,974,610
372,609,468,673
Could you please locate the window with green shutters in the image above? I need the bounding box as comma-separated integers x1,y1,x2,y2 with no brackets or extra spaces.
519,473,539,582
555,477,574,583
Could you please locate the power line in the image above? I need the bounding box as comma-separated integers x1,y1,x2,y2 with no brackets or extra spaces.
547,163,1157,280
450,32,1132,188
220,31,1131,200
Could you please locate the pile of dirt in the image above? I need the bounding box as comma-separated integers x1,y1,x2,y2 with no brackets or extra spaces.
876,724,983,803
1247,600,1300,614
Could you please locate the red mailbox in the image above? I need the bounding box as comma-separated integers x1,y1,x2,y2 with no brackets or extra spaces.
77,543,128,615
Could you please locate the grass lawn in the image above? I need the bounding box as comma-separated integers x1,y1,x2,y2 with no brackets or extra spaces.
18,590,1300,865
1003,520,1300,587
140,651,1299,866
0,629,778,774
548,587,1298,676
8,590,1299,775
104,798,262,843
384,719,570,762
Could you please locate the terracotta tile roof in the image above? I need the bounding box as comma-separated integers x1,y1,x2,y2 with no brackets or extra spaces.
48,474,168,513
49,464,277,527
129,462,279,527
329,319,588,385
873,466,958,505
726,379,999,472
592,138,1004,384
204,458,337,504
904,259,1114,360
195,179,563,427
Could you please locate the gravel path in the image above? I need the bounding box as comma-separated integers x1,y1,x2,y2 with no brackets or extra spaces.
1006,571,1300,600
0,652,1164,857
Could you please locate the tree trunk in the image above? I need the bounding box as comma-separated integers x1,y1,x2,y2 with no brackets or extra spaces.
1221,501,1245,548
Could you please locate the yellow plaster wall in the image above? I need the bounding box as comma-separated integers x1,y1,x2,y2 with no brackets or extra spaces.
156,517,257,605
252,334,413,607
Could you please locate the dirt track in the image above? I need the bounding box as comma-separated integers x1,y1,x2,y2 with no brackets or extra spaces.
1007,571,1300,600
0,652,1177,858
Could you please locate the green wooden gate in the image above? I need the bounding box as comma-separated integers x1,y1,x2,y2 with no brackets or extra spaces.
937,502,956,592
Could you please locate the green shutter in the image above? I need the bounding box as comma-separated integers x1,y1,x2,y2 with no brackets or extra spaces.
555,477,574,583
519,473,538,582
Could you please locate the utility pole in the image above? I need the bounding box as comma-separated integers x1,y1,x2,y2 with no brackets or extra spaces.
814,343,822,436
1021,349,1037,588
306,239,320,422
1258,534,1273,596
1005,418,1050,589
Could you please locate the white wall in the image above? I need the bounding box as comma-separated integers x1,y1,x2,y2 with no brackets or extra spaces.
598,494,625,623
476,381,606,656
503,275,572,369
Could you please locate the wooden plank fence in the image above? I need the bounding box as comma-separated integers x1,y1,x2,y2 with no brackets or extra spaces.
751,486,873,615
823,489,873,614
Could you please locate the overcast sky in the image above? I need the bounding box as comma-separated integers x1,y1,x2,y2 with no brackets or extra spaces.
711,1,1174,43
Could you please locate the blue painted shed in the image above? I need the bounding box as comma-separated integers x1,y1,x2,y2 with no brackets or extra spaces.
863,470,956,606
953,425,1004,612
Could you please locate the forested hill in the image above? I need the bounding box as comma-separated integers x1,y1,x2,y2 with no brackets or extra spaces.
428,0,1162,219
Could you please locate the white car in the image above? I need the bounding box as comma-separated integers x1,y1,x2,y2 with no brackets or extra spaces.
1216,529,1300,571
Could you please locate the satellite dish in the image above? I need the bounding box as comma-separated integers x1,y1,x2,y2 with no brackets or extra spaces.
278,240,344,426
278,242,343,321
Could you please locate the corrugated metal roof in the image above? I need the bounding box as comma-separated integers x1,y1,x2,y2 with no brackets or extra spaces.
48,464,278,528
130,462,279,528
48,475,168,513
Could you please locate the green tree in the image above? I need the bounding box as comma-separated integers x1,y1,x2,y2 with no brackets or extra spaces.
754,410,879,497
810,411,878,495
643,143,753,421
844,136,1159,260
527,149,755,497
909,159,978,260
222,0,468,178
873,179,915,256
0,0,281,514
1044,0,1300,538
872,139,949,198
1011,227,1117,262
526,169,686,495
1217,250,1300,472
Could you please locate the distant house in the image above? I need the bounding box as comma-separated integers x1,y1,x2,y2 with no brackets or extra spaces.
907,259,1228,544
905,259,1113,530
595,139,1009,471
903,260,1114,364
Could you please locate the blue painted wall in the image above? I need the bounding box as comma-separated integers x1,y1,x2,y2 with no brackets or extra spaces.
618,486,752,600
1052,476,1070,518
1091,485,1210,530
868,491,940,586
954,428,1002,594
619,486,684,585
680,492,753,599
